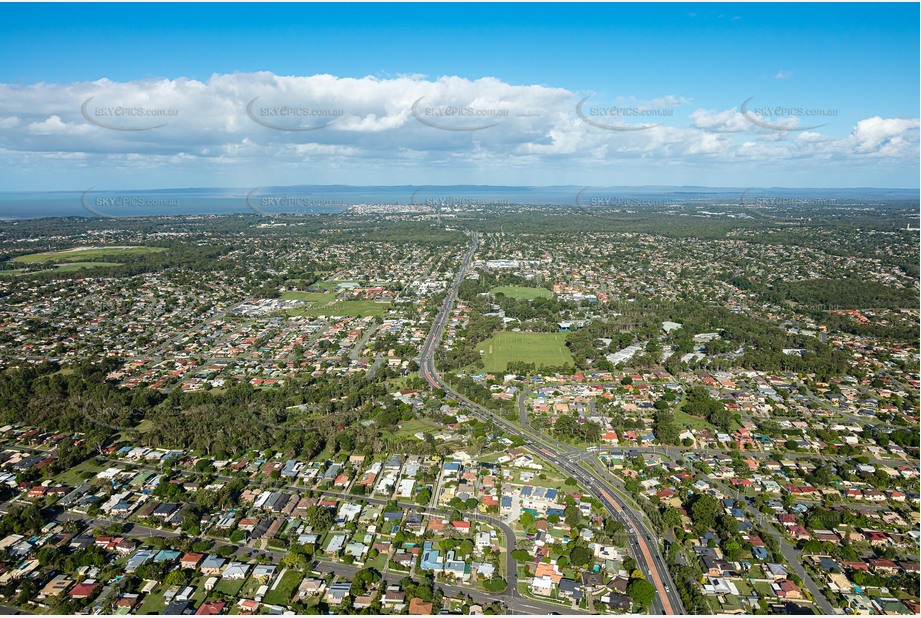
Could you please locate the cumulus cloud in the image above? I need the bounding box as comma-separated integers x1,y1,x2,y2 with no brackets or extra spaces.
846,116,920,154
0,73,916,188
689,107,753,132
650,95,692,108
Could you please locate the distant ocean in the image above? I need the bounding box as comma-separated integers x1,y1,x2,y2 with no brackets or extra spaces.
0,186,916,220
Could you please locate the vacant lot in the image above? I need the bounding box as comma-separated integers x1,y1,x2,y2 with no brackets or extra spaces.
13,246,165,263
263,569,303,606
491,285,553,299
672,403,718,431
476,332,573,372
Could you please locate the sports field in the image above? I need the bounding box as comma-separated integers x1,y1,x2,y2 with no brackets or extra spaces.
13,246,165,263
310,279,359,291
475,331,573,372
279,291,338,302
491,285,553,299
288,300,391,318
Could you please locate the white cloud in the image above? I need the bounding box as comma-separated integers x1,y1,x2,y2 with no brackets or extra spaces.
689,107,752,132
0,73,916,189
27,114,94,136
649,95,691,108
845,116,920,154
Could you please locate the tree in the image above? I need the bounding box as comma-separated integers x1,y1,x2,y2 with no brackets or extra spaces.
282,552,309,570
482,578,508,593
519,511,535,529
716,514,739,540
569,546,592,567
627,578,655,611
564,504,582,527
723,541,742,561
689,494,721,530
511,549,531,562
654,422,680,445
164,569,190,587
661,507,681,529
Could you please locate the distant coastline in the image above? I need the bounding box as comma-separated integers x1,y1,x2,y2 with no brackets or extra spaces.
0,185,917,220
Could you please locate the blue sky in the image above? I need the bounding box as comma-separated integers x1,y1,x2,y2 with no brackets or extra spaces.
0,2,918,190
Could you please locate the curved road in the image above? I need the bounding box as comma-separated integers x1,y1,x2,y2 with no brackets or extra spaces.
419,231,684,615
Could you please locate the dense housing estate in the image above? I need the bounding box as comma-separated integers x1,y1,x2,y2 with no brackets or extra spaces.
0,203,916,615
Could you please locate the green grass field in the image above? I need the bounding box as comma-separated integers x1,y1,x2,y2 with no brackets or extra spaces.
12,246,165,263
288,300,391,318
213,577,246,596
672,403,718,431
491,286,553,299
279,291,338,302
475,332,573,373
672,399,741,432
136,589,167,614
380,417,443,441
263,569,303,606
310,279,359,292
53,458,105,486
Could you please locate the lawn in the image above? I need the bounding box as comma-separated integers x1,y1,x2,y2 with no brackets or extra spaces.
137,588,167,614
54,458,105,486
263,569,303,606
491,286,553,300
475,332,573,373
751,580,775,597
12,246,165,263
279,291,338,303
734,579,753,596
517,471,573,492
311,279,359,292
134,419,157,433
364,551,389,572
672,404,718,431
291,300,391,318
383,418,442,440
213,577,247,596
673,400,742,432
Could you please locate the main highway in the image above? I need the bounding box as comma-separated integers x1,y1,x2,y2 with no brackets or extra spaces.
419,231,685,615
